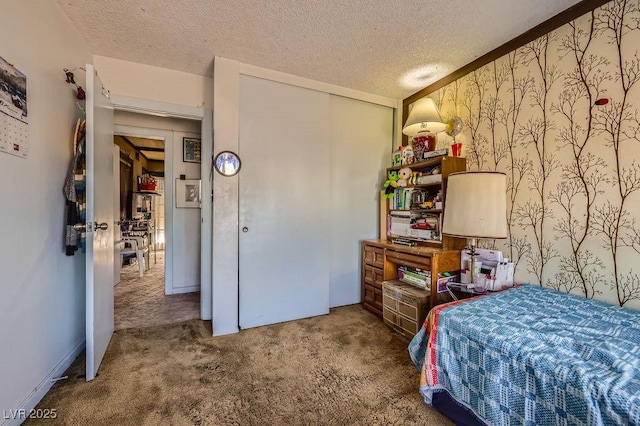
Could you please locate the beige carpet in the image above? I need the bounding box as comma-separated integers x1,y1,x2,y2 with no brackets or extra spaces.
30,306,452,426
115,250,200,330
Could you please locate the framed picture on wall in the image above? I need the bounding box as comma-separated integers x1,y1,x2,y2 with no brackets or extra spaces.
183,137,201,163
176,179,201,208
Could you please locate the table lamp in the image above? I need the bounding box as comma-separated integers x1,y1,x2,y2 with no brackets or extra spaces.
402,97,446,161
442,172,508,288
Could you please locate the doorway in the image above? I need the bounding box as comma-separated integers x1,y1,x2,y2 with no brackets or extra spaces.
112,113,203,330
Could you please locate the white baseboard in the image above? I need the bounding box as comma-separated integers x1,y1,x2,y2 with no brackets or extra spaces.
169,285,200,295
2,339,85,426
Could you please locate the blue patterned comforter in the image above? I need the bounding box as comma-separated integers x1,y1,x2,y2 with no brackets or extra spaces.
408,285,640,425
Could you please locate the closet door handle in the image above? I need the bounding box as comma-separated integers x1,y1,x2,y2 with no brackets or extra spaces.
242,227,248,233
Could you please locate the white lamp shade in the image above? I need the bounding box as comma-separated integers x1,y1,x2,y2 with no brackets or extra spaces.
442,172,508,239
403,97,446,136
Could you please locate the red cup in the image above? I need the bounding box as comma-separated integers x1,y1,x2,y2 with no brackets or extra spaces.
451,142,463,157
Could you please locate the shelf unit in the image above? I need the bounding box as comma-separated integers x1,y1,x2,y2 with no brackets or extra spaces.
382,155,466,250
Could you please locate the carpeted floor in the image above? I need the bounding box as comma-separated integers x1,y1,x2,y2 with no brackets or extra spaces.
30,305,452,426
115,250,200,330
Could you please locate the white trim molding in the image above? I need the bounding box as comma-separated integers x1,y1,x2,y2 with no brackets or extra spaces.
239,63,400,109
111,95,205,120
170,285,201,295
111,96,213,322
212,56,241,336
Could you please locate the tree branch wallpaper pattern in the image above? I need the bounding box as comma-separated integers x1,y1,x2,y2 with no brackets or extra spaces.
425,0,640,309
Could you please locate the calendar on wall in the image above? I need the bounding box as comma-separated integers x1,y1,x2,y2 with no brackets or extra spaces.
0,55,28,159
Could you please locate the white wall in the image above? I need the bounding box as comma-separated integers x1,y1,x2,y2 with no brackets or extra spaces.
94,56,213,109
0,0,93,421
114,111,201,293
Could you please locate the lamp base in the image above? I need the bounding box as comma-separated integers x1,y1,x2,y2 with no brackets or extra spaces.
464,238,486,293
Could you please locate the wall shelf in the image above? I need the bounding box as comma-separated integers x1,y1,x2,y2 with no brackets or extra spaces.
387,156,447,172
390,209,442,214
134,190,162,196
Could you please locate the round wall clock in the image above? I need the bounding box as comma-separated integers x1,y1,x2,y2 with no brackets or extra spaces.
214,151,241,176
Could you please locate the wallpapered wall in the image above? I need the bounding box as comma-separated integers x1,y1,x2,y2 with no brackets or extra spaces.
425,0,640,309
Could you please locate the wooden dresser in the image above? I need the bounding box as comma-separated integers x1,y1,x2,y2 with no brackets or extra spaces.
361,239,461,317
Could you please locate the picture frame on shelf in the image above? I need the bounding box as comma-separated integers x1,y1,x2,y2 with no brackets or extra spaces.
175,179,201,208
183,137,201,163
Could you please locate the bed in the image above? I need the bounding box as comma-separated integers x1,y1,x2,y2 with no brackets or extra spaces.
408,284,640,425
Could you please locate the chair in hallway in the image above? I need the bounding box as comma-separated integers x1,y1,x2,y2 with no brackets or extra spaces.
120,236,149,278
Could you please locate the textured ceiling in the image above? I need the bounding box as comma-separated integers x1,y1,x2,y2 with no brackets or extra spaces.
56,0,583,99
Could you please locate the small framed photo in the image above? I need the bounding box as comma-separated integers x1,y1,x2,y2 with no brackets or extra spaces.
176,179,201,208
183,137,201,163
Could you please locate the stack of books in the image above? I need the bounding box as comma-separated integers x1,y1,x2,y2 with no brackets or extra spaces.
388,211,440,242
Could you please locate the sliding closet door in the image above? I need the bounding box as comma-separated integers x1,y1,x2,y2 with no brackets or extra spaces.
238,75,330,329
329,96,393,307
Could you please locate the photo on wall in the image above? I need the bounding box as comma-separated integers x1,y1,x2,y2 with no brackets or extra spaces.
183,137,201,163
175,179,201,208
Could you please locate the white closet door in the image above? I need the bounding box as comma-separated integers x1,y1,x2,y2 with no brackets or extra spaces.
239,75,330,329
329,95,393,307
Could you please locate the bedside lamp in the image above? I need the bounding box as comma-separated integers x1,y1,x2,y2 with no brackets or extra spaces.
442,172,508,288
403,98,446,161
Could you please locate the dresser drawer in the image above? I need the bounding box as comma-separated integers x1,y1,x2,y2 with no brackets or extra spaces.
363,244,385,268
381,280,429,337
363,302,383,317
363,265,385,289
363,284,383,312
382,293,420,322
385,249,431,270
383,309,421,337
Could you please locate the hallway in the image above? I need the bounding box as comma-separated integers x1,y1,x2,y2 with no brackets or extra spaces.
115,251,200,330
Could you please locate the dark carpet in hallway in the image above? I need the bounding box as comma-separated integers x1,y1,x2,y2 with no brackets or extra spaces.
30,305,451,426
115,250,200,330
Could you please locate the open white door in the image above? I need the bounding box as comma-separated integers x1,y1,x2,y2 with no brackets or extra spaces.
84,64,115,381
